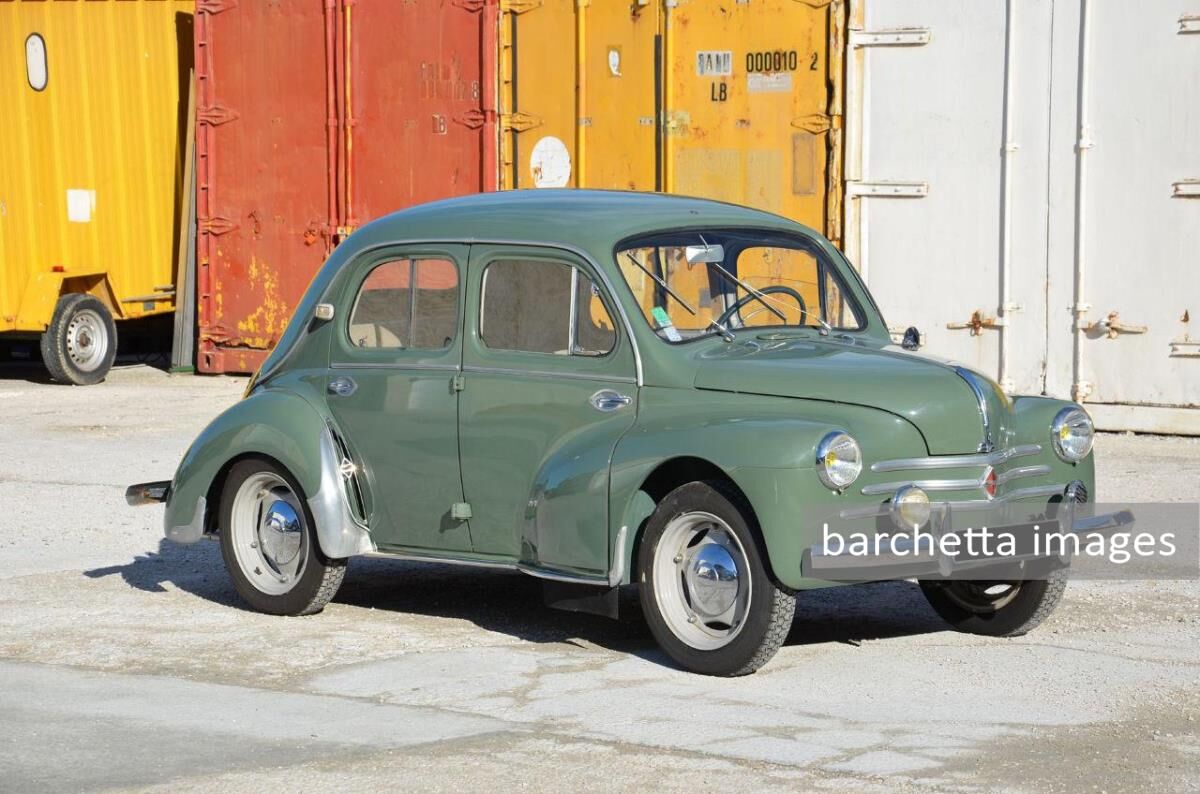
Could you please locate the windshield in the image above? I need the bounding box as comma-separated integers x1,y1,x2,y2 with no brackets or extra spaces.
616,229,865,343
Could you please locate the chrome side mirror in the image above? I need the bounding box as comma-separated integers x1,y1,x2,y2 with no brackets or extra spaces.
902,326,921,350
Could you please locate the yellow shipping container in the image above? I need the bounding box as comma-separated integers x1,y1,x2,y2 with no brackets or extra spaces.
0,0,193,383
499,0,844,242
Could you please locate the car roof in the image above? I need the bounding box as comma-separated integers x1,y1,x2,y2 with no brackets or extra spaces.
348,189,814,254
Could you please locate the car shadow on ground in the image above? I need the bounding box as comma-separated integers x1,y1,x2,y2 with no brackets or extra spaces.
86,539,950,663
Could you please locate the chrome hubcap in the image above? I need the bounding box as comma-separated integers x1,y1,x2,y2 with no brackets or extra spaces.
66,309,108,371
653,511,751,650
229,473,307,595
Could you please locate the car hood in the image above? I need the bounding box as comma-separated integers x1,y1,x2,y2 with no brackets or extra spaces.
692,335,1008,454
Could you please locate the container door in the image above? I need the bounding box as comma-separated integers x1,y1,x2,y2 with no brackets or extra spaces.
662,0,836,234
1063,3,1200,427
459,245,637,577
501,0,658,191
348,0,489,224
195,1,331,374
846,2,1053,396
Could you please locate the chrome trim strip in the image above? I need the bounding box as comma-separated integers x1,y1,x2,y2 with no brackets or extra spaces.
952,365,995,453
517,563,610,586
862,477,980,496
871,444,1042,473
330,362,461,372
608,524,628,587
862,463,1051,496
365,549,612,587
996,464,1052,484
463,364,638,384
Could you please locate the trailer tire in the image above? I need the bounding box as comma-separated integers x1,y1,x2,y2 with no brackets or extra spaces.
40,294,117,385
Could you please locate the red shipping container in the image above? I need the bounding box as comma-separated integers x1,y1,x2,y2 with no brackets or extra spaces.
195,0,497,374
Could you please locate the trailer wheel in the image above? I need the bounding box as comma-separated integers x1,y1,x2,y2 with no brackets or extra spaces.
40,294,117,385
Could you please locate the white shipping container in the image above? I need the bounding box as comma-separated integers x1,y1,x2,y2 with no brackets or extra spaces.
844,0,1200,433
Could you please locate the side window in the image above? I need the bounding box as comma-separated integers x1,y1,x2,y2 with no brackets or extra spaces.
347,257,458,350
480,258,617,356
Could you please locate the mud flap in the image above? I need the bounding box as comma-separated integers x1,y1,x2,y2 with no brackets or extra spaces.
543,581,619,620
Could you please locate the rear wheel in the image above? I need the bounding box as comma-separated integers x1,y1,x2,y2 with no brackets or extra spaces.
218,458,346,616
919,569,1067,637
40,294,117,385
638,481,795,676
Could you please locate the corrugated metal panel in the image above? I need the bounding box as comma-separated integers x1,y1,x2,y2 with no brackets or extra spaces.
501,0,841,238
196,0,494,374
664,0,838,237
0,0,193,332
501,0,658,191
846,0,1199,432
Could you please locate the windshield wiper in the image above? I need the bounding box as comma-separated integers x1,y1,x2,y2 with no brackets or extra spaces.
708,262,787,323
624,252,696,315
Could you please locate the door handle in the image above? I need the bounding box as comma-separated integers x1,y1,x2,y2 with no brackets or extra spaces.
328,376,357,397
590,389,632,412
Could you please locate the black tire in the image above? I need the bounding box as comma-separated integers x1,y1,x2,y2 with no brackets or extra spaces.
638,481,795,676
919,568,1067,637
40,293,118,385
218,458,347,616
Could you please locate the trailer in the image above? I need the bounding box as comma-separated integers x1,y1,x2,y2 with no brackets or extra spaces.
0,0,194,384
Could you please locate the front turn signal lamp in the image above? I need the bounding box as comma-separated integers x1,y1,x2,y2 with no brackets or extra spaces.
816,431,863,491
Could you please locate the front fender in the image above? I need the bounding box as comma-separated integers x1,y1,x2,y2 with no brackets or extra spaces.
163,388,373,559
609,387,929,589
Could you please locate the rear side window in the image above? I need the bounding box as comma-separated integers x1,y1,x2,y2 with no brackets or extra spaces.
480,258,616,356
347,258,459,350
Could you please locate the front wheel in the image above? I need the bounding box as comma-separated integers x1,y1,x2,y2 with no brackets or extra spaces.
638,481,795,676
218,458,346,616
919,568,1067,637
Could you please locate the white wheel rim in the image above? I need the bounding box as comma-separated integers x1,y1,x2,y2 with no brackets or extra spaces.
229,473,308,596
652,511,751,650
66,308,108,372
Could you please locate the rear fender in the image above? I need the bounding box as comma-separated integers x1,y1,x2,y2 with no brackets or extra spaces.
163,389,373,559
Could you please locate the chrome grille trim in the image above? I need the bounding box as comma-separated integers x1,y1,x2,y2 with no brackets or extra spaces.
871,444,1042,473
861,463,1050,496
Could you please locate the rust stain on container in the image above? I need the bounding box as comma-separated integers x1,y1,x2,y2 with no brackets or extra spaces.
196,0,496,373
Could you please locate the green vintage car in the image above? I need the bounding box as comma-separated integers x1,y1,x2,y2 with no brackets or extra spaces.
129,191,1125,676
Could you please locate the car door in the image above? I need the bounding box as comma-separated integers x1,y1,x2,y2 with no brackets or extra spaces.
459,245,638,577
324,245,472,553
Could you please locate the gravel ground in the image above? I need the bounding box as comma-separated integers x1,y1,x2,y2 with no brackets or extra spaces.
0,363,1196,792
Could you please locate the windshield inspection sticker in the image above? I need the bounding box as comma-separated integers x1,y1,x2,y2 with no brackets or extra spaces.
652,306,683,342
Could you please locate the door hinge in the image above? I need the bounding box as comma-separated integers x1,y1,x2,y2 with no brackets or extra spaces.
849,28,932,48
1172,179,1200,198
500,111,542,133
452,374,466,392
198,215,239,235
1178,14,1200,34
845,181,928,198
792,113,832,134
500,0,542,14
451,502,473,520
198,105,239,127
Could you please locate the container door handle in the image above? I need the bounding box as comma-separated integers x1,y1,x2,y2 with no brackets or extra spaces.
589,389,632,412
328,376,357,397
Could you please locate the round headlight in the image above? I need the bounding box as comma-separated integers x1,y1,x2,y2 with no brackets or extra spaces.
891,485,931,531
816,431,862,491
1051,407,1094,462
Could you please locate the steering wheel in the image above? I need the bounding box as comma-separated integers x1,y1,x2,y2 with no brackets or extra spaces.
715,285,808,329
